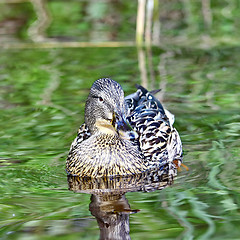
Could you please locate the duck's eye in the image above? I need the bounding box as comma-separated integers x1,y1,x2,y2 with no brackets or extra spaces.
98,97,104,102
92,95,104,102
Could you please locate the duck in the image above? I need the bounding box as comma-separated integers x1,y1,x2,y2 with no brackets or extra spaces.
66,78,182,178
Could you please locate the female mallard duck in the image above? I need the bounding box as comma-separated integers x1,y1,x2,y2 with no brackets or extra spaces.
66,78,182,178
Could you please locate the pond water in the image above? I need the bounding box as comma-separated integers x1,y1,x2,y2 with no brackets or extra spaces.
0,1,240,240
0,45,239,240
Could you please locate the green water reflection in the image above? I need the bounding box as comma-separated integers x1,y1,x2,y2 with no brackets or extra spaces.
0,46,239,239
0,1,240,239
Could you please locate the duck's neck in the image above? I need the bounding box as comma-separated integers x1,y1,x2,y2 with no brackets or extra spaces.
95,120,117,136
91,132,126,149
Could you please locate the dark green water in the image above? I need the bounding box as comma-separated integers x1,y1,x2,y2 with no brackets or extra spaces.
0,46,239,239
0,1,240,239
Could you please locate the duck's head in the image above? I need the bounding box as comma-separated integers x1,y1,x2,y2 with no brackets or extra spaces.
85,78,134,139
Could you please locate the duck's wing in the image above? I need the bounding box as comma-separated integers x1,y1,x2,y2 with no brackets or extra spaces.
69,123,91,152
125,85,182,172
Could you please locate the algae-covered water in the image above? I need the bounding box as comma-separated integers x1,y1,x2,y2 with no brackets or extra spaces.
0,1,240,240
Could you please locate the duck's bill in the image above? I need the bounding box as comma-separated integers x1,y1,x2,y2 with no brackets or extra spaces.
115,113,137,140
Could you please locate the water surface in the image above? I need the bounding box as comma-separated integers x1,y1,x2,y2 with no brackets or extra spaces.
0,1,240,239
0,46,239,240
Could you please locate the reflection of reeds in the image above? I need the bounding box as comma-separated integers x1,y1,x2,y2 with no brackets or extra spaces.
136,0,160,46
136,0,159,88
137,47,148,88
137,45,157,89
28,0,51,42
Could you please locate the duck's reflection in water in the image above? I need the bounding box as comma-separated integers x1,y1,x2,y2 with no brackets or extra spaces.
90,193,133,240
68,171,173,240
